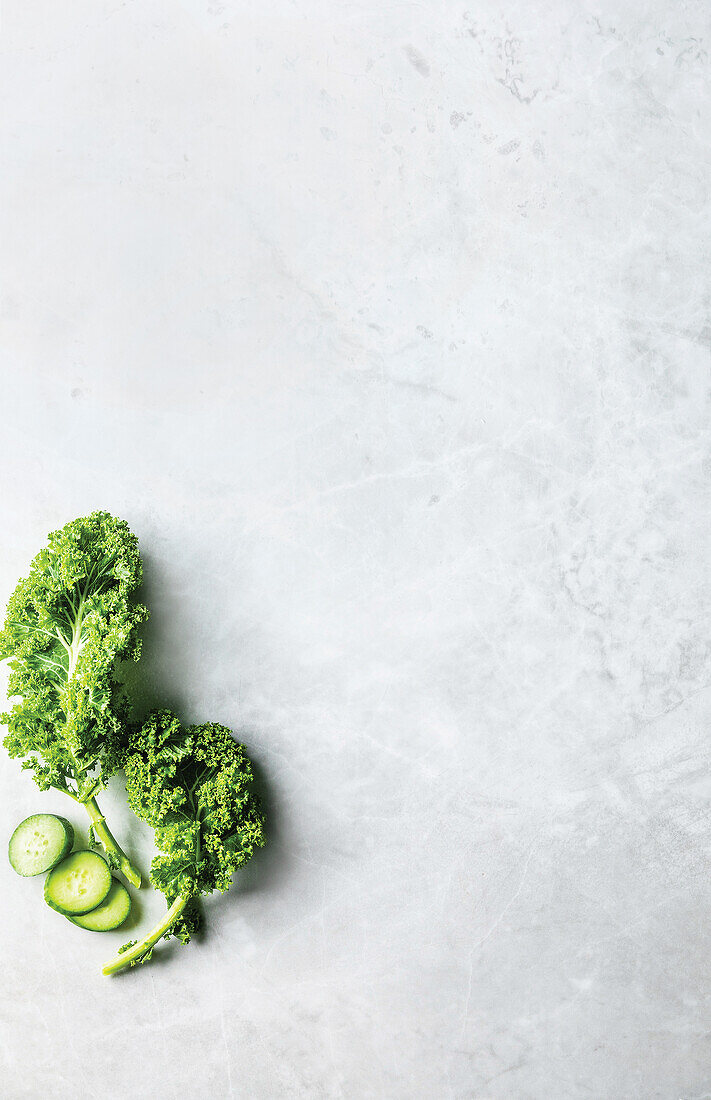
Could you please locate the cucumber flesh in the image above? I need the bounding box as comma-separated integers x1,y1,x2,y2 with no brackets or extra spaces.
69,880,131,932
44,851,112,915
8,814,74,877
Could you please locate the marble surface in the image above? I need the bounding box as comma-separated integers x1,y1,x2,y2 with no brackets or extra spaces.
1,2,710,1097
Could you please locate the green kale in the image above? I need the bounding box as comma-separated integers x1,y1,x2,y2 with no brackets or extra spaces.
102,710,266,975
0,511,147,886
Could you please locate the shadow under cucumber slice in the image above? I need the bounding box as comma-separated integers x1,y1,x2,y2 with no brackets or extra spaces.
45,851,112,915
69,880,131,931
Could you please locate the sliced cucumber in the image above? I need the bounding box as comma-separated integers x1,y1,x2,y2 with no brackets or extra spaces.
69,879,131,932
8,814,74,877
44,850,112,915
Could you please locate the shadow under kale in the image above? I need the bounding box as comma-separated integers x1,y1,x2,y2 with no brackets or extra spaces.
117,549,192,721
105,549,282,974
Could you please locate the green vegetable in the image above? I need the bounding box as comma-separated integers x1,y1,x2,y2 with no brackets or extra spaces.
0,512,147,887
44,850,113,914
69,879,131,931
8,813,74,876
102,710,265,975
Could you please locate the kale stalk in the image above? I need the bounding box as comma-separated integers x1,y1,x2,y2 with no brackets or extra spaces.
0,512,147,887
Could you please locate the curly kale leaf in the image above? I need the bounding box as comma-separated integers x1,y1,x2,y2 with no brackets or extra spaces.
169,898,203,945
0,511,148,799
123,711,266,944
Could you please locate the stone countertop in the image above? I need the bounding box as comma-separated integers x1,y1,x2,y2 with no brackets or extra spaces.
1,3,709,1098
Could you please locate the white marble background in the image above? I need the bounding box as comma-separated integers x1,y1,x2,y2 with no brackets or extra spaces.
0,2,710,1098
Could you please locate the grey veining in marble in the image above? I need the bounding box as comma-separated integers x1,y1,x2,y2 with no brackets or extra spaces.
1,2,710,1098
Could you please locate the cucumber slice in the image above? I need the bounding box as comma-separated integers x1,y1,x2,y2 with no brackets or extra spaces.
8,814,74,877
44,850,112,915
69,880,131,932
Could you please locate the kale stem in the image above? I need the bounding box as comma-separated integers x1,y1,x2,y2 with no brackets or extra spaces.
84,797,142,888
102,895,188,976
